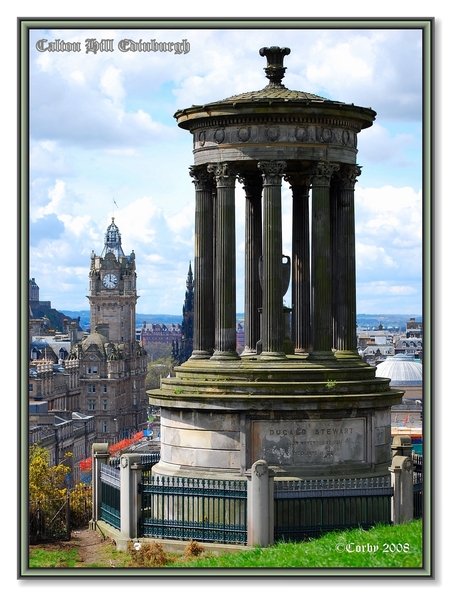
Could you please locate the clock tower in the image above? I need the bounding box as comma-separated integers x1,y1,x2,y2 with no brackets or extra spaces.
76,217,148,443
88,218,137,350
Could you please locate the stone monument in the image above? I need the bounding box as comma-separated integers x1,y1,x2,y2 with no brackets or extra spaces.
148,46,403,481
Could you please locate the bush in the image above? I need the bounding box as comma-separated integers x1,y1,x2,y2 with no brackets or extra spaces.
183,540,205,559
127,541,169,567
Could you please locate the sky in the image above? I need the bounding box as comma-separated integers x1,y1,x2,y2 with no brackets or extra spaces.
27,22,424,317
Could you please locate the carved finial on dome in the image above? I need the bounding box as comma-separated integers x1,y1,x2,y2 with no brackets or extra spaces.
259,46,291,87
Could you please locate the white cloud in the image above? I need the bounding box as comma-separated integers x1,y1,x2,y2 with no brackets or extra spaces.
100,65,125,106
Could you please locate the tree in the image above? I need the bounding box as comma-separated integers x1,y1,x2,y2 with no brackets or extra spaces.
145,361,171,390
29,444,92,540
144,341,173,364
29,444,70,503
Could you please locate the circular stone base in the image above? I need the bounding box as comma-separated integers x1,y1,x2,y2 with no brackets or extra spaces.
148,356,403,480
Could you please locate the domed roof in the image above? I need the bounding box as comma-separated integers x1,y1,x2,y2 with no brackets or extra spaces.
375,355,423,386
174,46,376,131
81,332,109,354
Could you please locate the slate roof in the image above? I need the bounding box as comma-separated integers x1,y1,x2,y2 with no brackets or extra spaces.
217,85,332,104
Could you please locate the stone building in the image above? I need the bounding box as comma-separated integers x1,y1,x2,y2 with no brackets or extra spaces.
28,359,96,484
28,221,148,474
141,323,182,347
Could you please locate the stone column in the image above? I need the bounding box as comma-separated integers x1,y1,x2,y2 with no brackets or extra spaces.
208,162,239,359
389,436,414,524
309,161,339,360
245,460,274,547
258,160,287,358
240,172,263,356
189,167,215,358
119,453,142,540
333,165,361,358
286,172,311,354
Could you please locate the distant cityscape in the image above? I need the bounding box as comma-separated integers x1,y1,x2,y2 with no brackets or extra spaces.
59,310,422,335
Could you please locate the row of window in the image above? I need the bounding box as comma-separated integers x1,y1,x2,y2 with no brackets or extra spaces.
87,396,137,411
87,384,108,393
87,399,108,411
87,381,137,393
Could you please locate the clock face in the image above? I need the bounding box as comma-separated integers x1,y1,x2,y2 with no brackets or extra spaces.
102,273,118,289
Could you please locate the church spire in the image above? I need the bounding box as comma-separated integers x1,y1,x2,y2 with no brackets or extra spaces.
186,261,193,292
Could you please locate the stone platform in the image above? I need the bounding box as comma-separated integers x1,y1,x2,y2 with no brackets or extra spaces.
148,356,403,481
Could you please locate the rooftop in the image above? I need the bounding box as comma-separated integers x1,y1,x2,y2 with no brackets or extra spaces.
375,355,423,386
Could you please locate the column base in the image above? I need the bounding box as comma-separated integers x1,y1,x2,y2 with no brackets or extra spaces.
335,349,362,360
241,346,258,357
211,350,240,361
259,350,287,361
190,350,213,360
308,350,338,362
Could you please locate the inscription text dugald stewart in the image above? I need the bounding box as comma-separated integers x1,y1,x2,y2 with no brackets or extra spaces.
253,419,366,466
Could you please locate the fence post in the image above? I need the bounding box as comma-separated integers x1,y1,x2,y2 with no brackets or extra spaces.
389,436,414,524
119,454,142,540
89,443,110,530
66,491,71,540
245,460,274,547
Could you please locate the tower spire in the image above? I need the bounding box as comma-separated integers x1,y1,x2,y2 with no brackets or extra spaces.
101,217,125,259
186,260,193,292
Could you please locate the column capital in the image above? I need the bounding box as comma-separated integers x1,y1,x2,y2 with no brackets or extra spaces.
207,162,238,187
189,165,214,191
309,161,340,186
336,164,362,190
284,172,311,191
257,160,287,185
238,171,263,191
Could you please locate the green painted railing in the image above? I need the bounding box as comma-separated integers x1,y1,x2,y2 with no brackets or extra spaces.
139,475,247,544
100,463,120,530
274,477,394,542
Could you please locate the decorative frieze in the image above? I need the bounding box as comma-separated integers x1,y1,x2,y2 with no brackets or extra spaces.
192,121,358,150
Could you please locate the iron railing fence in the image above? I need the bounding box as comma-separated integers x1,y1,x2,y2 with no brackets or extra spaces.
100,463,121,530
96,453,423,544
29,488,92,544
274,476,394,542
139,475,248,544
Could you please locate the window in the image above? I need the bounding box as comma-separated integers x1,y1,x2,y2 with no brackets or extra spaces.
87,385,96,393
103,385,107,393
29,384,33,392
92,366,98,374
102,421,107,433
102,400,108,411
87,399,96,411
